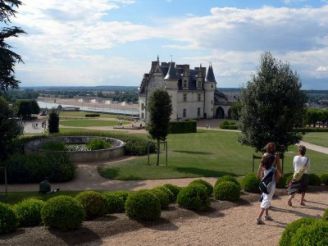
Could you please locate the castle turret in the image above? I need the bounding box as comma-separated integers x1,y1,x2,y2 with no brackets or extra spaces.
204,64,216,118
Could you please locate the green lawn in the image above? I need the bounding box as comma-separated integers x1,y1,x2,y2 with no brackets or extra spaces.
99,130,328,180
303,132,328,147
60,119,127,127
59,111,130,120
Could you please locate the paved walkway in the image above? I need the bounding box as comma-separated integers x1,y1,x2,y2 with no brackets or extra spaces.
96,191,328,246
299,141,328,155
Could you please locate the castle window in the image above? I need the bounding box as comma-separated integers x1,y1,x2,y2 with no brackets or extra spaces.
141,112,144,119
141,103,145,110
211,84,214,89
198,94,201,102
198,81,202,88
183,80,187,88
183,93,187,102
197,108,201,117
183,109,187,118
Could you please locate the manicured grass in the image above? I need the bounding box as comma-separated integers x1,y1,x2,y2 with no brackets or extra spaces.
99,130,328,180
303,132,328,147
59,111,130,120
60,119,126,127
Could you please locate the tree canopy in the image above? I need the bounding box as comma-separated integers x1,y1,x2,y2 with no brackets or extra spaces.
16,99,40,120
239,52,307,152
0,0,25,91
147,89,172,165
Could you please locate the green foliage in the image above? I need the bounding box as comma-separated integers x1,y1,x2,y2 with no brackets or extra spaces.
320,174,328,185
14,199,44,227
41,141,66,151
169,121,197,133
0,0,25,91
294,128,328,133
323,209,328,221
308,173,321,186
215,175,241,190
239,52,307,152
241,173,260,193
279,217,317,246
0,202,17,234
85,113,100,117
189,179,213,196
177,185,210,211
3,153,74,183
41,196,85,231
150,188,170,209
276,173,293,188
0,97,21,161
75,191,106,219
16,100,40,119
147,89,172,165
230,101,242,120
48,109,59,134
163,184,181,201
290,220,328,246
305,108,328,128
86,139,111,150
125,190,161,221
103,191,129,214
214,181,240,201
219,120,238,130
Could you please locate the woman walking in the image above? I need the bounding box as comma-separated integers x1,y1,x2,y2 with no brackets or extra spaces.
256,142,282,225
287,145,310,206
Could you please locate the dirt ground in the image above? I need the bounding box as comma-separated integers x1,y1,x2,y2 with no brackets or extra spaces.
1,189,327,246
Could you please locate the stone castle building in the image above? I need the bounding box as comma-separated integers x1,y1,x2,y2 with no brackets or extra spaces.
139,57,231,122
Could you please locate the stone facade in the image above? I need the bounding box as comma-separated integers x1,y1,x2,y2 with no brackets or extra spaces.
139,57,230,122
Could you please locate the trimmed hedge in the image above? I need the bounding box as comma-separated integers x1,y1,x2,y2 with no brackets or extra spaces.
215,176,241,190
177,185,210,211
2,153,75,184
0,203,17,234
189,179,213,196
308,173,321,186
86,139,111,150
290,220,328,246
169,121,197,134
103,191,129,214
163,184,181,201
279,217,317,246
241,174,260,193
276,173,293,188
156,186,175,203
75,191,107,220
219,120,238,130
85,114,100,117
321,174,328,185
125,190,161,221
14,199,45,227
150,188,170,209
294,128,328,133
41,196,84,231
214,181,240,202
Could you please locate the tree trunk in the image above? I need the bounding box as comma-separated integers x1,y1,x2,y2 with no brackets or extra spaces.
157,138,160,166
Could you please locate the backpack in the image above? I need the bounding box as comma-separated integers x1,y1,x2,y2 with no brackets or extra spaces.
259,168,275,194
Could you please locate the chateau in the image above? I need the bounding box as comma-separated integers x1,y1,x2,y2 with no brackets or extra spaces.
139,57,231,122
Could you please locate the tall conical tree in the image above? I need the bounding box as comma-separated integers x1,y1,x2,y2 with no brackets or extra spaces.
0,0,25,91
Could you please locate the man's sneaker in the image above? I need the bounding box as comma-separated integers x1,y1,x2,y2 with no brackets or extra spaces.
257,218,265,225
264,215,273,221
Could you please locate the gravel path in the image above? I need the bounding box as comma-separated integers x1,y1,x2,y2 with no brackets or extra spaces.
96,191,328,246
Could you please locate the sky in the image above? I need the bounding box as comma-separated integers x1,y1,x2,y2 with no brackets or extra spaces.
8,0,328,89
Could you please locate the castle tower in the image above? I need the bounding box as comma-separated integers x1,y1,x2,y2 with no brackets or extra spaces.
204,64,216,118
164,62,178,120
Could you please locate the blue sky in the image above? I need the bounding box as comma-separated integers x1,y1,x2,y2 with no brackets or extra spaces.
9,0,328,89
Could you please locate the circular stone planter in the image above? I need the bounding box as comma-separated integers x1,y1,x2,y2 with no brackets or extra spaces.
24,136,125,163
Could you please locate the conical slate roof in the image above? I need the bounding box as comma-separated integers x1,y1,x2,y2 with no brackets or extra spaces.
205,64,216,83
164,62,178,80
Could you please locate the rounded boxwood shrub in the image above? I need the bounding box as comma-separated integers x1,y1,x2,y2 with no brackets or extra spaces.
163,184,181,201
320,174,328,186
214,181,240,202
215,176,241,190
290,220,328,246
156,186,175,203
0,203,17,234
279,217,317,246
125,190,161,221
323,209,328,221
41,196,84,231
150,188,170,209
308,173,321,186
241,174,260,193
103,191,129,214
75,191,106,219
177,185,210,211
276,173,292,188
189,179,213,196
14,199,45,227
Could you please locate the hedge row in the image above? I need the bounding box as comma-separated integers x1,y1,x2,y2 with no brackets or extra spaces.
293,127,328,132
85,114,100,117
168,121,197,134
219,120,238,130
1,153,75,184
